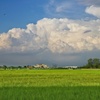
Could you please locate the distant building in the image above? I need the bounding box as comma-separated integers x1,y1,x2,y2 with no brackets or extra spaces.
34,64,49,69
64,66,78,69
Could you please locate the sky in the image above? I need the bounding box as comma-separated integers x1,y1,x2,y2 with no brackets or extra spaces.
0,0,100,66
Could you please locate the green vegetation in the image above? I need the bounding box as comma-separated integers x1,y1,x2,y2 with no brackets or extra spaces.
82,58,100,69
0,69,100,87
0,69,100,100
0,86,100,100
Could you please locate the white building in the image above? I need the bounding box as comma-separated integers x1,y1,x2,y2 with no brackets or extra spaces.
34,64,49,68
64,66,78,69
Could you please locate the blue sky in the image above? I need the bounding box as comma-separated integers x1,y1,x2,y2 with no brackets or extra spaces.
0,0,95,33
0,0,100,66
0,0,48,33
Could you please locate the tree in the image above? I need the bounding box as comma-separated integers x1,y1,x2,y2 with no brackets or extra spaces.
3,65,7,70
24,66,27,69
86,58,100,69
18,66,22,69
88,58,93,68
93,58,100,68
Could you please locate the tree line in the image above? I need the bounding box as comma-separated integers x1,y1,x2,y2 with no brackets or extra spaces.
0,58,100,70
82,58,100,69
0,65,34,70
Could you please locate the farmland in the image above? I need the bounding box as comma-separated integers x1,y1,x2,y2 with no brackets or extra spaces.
0,69,100,100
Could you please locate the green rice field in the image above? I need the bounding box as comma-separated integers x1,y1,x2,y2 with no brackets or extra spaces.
0,69,100,100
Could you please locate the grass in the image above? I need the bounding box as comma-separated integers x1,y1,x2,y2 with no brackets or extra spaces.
0,69,100,100
0,86,100,100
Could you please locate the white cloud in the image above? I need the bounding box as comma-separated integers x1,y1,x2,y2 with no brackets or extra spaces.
45,0,72,17
0,18,100,54
85,5,100,18
55,2,71,13
0,33,11,50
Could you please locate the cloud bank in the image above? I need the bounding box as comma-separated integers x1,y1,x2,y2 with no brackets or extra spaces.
0,18,100,54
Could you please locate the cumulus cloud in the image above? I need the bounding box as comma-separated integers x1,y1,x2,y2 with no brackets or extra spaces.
85,5,100,18
0,18,100,54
